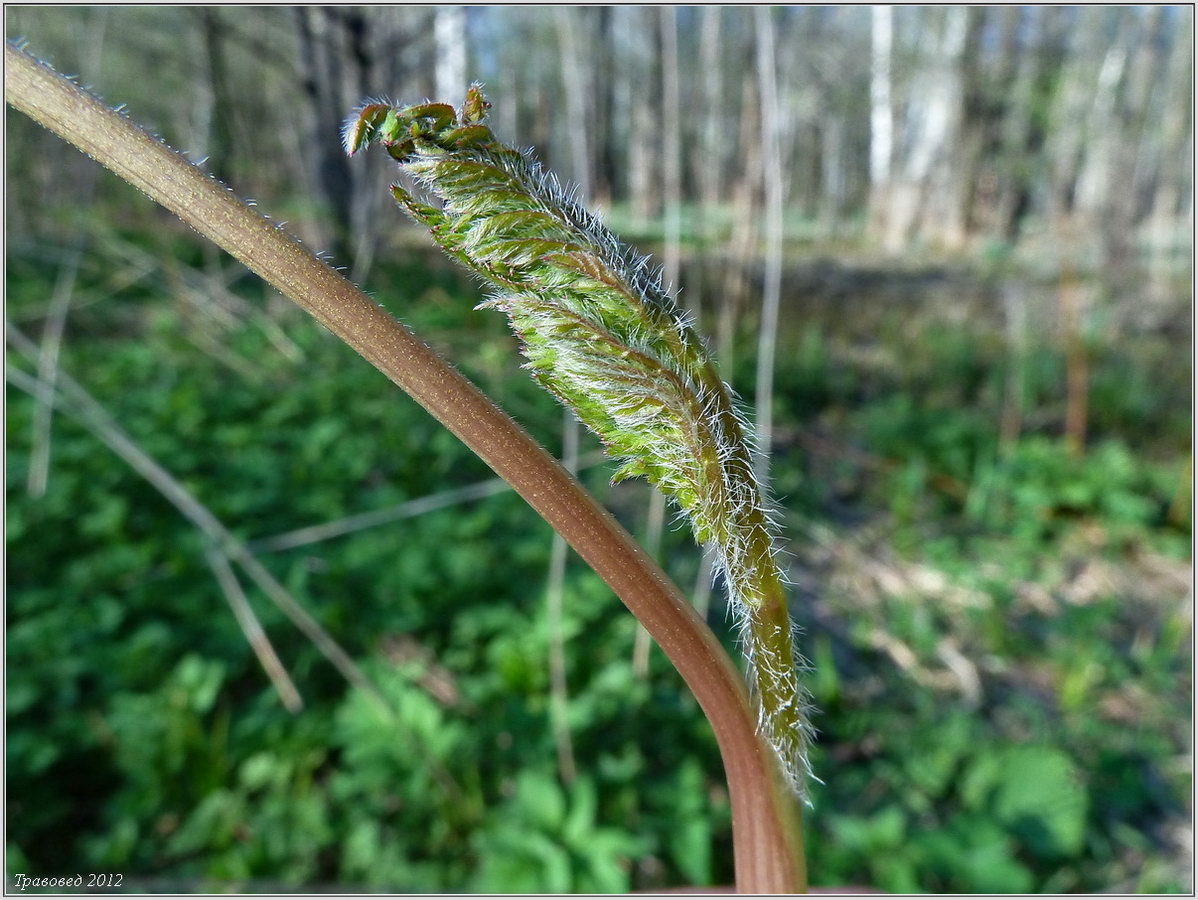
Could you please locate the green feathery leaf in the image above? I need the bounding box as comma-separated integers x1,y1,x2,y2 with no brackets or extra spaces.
345,86,813,796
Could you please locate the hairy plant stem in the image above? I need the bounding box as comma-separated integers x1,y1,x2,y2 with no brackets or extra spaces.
6,43,806,892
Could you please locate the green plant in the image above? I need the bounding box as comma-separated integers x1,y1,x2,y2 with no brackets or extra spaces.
345,89,811,797
6,43,804,891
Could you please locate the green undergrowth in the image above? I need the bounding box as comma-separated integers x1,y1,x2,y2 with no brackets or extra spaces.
6,230,1191,892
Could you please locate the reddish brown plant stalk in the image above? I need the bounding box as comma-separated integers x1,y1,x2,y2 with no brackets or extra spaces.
5,43,805,892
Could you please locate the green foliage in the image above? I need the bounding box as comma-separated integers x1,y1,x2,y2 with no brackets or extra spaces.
470,772,645,893
7,232,1190,891
964,745,1088,859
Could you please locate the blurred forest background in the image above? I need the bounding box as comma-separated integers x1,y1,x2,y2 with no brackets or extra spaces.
6,5,1192,894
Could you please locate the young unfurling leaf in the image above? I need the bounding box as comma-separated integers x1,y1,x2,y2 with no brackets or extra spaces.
345,86,814,796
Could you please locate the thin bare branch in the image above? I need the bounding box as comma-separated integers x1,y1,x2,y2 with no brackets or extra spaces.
6,324,388,711
27,242,83,497
247,450,607,554
632,488,667,678
204,547,304,713
105,232,305,369
26,8,110,500
692,546,717,623
546,413,580,785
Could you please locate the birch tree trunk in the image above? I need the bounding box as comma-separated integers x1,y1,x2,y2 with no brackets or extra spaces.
868,5,893,242
699,6,725,216
660,5,683,297
719,69,763,378
753,6,784,489
626,7,659,224
820,105,846,233
1072,8,1130,232
434,6,468,103
554,7,593,199
886,6,968,251
1113,8,1166,274
1147,10,1193,285
944,7,986,249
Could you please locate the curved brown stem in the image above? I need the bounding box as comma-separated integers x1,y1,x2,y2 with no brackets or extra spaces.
6,42,805,893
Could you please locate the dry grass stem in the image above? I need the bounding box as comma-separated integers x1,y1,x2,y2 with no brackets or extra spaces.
204,548,304,713
546,412,580,785
248,450,608,554
7,322,387,710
